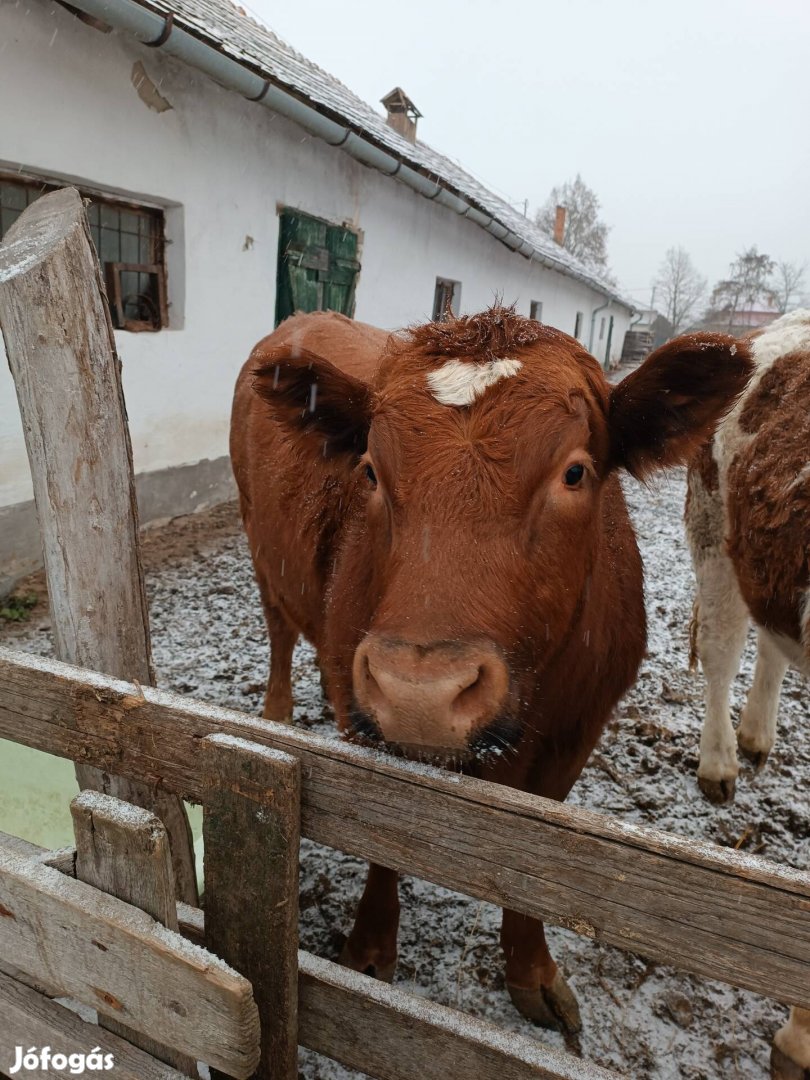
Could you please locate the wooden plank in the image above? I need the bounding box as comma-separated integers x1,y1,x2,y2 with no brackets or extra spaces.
0,838,259,1077
0,969,188,1080
298,951,619,1080
0,830,204,946
0,186,196,905
71,792,198,1076
0,648,809,1008
202,735,300,1080
0,831,74,872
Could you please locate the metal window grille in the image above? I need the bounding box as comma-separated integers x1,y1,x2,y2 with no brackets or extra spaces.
0,175,167,331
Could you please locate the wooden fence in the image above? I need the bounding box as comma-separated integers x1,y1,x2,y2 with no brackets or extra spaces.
1,644,808,1079
0,184,808,1080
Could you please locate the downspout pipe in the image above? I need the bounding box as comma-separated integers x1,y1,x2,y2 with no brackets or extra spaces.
588,298,610,352
67,0,634,311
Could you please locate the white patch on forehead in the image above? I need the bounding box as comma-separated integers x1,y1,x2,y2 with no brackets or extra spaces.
426,357,523,407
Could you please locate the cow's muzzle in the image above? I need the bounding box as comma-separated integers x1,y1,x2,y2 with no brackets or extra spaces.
351,635,511,754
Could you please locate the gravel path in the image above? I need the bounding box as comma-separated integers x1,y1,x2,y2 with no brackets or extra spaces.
1,466,807,1079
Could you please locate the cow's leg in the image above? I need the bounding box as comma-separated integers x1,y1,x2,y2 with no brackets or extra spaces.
340,863,399,982
694,553,750,803
773,1008,810,1079
737,628,789,770
500,909,581,1033
258,586,298,723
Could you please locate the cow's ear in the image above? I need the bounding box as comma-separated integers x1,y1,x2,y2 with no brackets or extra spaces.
252,344,374,456
608,333,753,479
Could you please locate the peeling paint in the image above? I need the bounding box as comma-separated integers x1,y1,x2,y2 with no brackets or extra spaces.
131,61,172,114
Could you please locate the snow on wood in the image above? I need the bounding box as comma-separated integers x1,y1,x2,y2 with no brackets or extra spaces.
0,187,197,905
0,644,808,1008
297,950,619,1080
71,792,198,1076
202,733,301,1080
0,839,260,1077
0,970,189,1080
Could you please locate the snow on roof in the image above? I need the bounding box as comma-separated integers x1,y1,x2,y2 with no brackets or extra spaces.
129,0,632,309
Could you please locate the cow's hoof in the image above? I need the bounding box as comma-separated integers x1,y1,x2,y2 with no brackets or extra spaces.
738,736,770,771
261,706,293,725
507,971,582,1034
338,939,397,983
697,774,736,804
771,1044,810,1080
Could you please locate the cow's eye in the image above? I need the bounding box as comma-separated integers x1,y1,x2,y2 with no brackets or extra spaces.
365,463,378,488
564,463,585,487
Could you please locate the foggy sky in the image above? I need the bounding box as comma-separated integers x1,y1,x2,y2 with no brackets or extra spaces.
247,0,810,307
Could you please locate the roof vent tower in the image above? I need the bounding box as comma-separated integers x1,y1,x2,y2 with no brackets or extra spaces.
381,87,422,143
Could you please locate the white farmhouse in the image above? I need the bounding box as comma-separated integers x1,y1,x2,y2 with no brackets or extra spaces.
0,0,634,594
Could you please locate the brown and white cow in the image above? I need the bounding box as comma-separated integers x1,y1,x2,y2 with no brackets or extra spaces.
231,306,750,1032
686,308,810,1078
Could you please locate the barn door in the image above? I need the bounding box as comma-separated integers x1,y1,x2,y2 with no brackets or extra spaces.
275,208,360,326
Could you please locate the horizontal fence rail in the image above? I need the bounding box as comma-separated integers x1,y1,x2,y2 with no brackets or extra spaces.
0,970,190,1080
0,833,259,1077
0,832,619,1080
1,646,809,1011
297,951,620,1080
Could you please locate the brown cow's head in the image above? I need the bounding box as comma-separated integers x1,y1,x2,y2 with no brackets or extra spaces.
253,308,751,764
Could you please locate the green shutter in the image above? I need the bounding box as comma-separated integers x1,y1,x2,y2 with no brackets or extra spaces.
275,209,360,326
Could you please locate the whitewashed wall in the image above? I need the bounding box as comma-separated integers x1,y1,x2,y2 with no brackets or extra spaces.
0,0,630,522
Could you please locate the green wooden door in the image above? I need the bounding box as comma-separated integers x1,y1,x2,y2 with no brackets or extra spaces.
275,209,360,326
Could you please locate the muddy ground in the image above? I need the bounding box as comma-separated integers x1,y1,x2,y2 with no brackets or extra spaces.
1,468,807,1079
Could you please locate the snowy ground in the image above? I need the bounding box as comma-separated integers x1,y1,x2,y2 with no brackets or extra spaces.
1,468,807,1079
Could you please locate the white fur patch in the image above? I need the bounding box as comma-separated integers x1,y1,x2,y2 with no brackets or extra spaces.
426,357,522,407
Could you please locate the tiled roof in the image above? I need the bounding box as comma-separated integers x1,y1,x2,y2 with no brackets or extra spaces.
132,0,632,307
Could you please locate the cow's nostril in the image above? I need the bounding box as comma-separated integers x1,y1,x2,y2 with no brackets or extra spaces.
361,654,384,705
452,665,485,713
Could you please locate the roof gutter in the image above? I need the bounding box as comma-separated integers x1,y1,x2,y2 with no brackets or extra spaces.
67,0,633,311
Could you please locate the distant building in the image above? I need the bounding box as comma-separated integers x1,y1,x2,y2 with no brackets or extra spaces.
0,0,634,594
695,306,781,336
620,309,673,365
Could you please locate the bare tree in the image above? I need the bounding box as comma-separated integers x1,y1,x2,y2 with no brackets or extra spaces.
653,247,706,334
708,247,776,329
536,174,613,280
771,260,806,313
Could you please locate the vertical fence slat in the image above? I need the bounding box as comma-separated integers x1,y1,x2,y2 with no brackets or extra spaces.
0,186,197,905
202,735,301,1080
71,792,199,1077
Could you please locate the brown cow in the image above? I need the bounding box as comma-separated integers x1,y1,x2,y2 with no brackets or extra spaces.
231,306,750,1032
686,308,810,1079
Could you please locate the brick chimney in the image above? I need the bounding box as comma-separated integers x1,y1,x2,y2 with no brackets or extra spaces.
381,87,422,144
553,205,566,246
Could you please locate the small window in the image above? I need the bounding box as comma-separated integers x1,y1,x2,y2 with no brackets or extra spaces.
0,175,167,331
529,300,543,323
599,316,606,341
574,311,584,339
433,278,460,322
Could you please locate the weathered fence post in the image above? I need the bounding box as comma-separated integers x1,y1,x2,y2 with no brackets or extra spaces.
71,792,198,1077
202,735,301,1080
0,187,197,904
